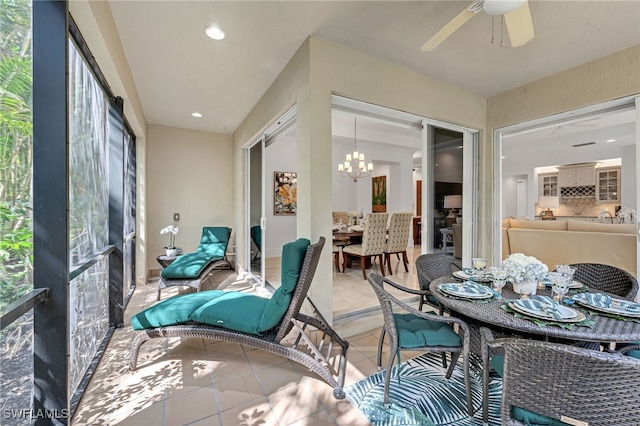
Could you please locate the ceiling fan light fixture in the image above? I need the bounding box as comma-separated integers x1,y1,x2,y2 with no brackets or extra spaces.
483,0,527,16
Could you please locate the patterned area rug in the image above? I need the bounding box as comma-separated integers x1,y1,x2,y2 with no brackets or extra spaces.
346,353,502,425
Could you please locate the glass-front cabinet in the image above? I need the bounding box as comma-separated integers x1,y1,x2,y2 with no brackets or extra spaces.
539,173,558,197
596,167,621,203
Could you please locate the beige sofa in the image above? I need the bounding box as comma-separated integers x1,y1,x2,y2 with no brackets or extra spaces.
502,218,637,278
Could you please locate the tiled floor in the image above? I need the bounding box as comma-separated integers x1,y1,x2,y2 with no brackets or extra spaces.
72,269,431,426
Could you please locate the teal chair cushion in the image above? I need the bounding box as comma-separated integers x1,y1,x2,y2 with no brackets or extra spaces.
131,291,221,330
491,354,505,377
190,291,269,335
512,407,571,425
161,253,222,279
393,313,461,348
197,227,230,257
624,341,640,359
258,238,310,332
491,356,569,425
280,238,310,292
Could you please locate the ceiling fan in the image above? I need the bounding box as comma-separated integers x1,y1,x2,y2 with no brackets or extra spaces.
421,0,535,52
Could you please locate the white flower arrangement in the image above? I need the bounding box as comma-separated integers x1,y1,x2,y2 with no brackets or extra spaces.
502,253,548,284
348,210,363,226
617,207,636,224
160,225,179,249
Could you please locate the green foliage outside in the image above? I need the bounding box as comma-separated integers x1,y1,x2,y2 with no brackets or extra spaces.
0,0,34,312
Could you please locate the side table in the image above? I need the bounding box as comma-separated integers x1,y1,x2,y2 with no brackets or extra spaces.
157,254,180,269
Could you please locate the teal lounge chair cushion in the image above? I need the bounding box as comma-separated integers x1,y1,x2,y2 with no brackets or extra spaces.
131,291,222,330
197,227,231,257
190,291,269,335
393,313,461,348
258,238,310,332
161,253,223,279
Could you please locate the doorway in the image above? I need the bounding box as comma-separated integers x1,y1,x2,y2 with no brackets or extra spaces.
495,96,639,270
331,96,479,320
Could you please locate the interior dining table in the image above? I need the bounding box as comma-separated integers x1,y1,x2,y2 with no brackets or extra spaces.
430,275,640,353
332,229,363,245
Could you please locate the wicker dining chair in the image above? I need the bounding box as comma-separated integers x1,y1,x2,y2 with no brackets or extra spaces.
383,212,413,275
498,337,640,425
367,273,474,416
569,262,638,300
415,253,459,313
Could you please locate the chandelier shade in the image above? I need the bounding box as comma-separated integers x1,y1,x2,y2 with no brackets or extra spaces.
338,117,373,182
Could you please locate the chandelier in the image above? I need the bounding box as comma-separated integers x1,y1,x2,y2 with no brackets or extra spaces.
337,117,373,183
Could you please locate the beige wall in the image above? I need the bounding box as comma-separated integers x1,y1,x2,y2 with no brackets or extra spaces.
147,125,233,274
233,36,487,320
485,45,640,258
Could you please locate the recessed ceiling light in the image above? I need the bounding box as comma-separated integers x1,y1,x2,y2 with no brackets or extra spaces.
606,139,616,143
191,112,202,118
204,26,225,40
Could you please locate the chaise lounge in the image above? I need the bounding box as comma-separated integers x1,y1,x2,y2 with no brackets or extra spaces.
130,237,350,399
157,226,233,300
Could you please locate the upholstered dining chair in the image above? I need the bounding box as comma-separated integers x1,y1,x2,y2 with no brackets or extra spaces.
569,262,638,300
383,212,413,275
342,212,388,279
332,211,349,226
367,273,474,416
482,328,640,425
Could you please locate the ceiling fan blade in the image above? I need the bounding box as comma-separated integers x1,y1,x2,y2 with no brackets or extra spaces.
503,1,535,47
421,6,477,52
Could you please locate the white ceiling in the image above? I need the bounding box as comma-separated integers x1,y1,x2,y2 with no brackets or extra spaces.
105,1,640,135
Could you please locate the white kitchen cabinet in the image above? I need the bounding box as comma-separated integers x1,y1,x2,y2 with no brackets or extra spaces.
539,173,558,197
558,164,595,187
596,167,621,203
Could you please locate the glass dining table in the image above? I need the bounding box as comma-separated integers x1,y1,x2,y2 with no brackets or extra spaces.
430,276,640,353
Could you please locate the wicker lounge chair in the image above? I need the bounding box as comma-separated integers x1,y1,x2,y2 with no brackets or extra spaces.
130,237,350,399
157,226,233,300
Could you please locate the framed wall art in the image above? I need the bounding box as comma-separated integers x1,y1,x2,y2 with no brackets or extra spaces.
372,175,387,212
274,171,297,215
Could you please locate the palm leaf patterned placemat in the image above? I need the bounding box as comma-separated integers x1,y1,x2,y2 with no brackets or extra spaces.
345,353,502,425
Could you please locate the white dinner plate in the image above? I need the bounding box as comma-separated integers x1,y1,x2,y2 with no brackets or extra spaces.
508,301,585,323
511,299,577,319
452,270,493,283
573,297,640,318
438,283,494,299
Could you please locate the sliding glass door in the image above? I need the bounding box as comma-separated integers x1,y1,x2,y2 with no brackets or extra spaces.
247,139,265,281
244,106,297,286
